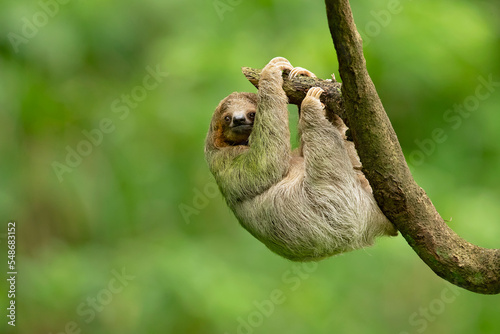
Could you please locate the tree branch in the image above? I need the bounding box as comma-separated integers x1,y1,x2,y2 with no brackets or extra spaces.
242,1,500,295
242,67,345,120
322,0,499,294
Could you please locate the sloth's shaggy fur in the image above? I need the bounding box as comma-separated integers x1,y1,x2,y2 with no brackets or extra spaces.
205,58,396,261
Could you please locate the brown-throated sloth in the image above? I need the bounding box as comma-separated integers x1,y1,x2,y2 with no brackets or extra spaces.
205,57,396,261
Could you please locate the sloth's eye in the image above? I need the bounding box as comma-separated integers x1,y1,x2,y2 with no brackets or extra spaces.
224,116,231,123
248,112,256,120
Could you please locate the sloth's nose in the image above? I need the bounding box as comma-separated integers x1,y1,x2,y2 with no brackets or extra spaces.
233,115,246,125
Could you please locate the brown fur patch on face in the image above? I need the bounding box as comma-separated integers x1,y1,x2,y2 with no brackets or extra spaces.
210,92,258,148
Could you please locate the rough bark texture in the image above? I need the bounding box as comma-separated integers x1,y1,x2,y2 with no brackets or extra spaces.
241,0,500,295
242,67,346,126
323,0,499,294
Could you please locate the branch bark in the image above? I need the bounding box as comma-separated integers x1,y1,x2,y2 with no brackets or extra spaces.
323,0,499,294
242,1,500,295
242,67,346,123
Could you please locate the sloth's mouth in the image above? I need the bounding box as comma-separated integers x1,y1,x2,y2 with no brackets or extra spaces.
231,125,253,133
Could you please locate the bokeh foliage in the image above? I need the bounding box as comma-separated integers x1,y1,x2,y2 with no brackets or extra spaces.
1,0,499,333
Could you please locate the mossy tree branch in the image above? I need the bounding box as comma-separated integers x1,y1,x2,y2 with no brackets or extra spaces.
242,0,500,295
324,0,499,294
242,67,346,124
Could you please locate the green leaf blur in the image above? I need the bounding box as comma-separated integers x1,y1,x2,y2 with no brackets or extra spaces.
1,0,499,333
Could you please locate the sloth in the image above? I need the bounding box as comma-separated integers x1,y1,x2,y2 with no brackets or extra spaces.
205,57,396,261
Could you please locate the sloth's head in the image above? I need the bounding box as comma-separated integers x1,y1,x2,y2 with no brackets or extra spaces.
211,92,258,147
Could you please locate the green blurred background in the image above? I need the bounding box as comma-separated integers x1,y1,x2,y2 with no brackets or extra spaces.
1,0,500,333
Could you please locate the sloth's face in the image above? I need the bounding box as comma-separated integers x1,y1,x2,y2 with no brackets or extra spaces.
222,102,256,145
